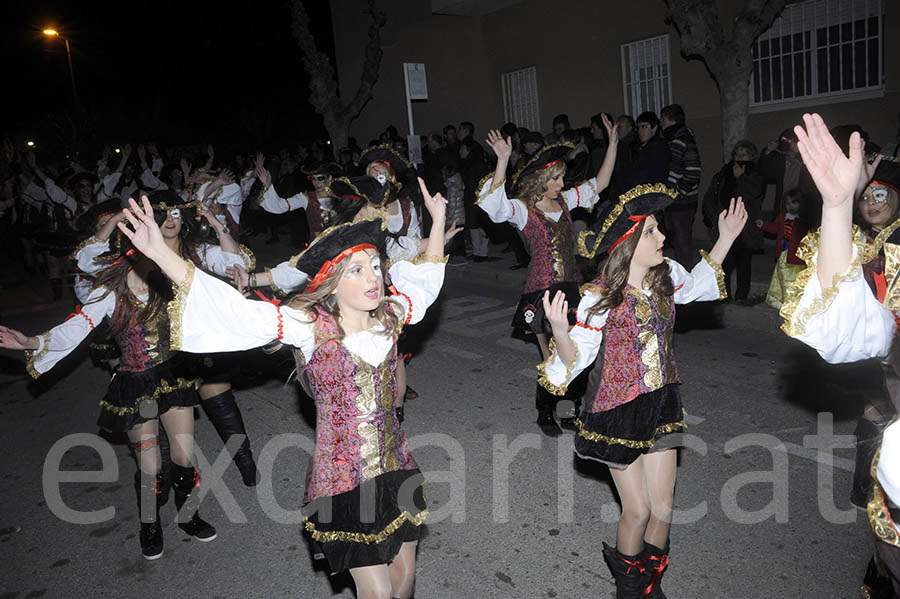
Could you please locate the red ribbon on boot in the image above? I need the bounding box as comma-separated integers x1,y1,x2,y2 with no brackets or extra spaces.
643,553,669,596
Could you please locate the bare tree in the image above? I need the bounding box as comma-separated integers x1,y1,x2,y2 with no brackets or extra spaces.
665,0,786,161
291,0,385,159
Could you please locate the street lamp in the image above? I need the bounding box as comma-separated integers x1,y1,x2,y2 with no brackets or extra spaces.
43,28,79,110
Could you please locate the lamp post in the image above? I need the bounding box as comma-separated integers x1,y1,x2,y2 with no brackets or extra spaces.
42,29,79,110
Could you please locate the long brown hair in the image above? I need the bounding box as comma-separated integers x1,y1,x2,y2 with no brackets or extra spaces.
85,254,174,334
516,162,566,209
585,218,674,322
287,251,401,346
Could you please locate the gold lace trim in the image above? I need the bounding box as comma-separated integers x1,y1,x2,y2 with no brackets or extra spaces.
411,253,448,265
25,332,52,380
71,235,102,260
303,508,428,544
575,410,687,448
167,261,196,351
536,338,579,396
699,250,727,299
779,228,869,338
580,281,603,297
511,142,575,188
239,244,256,271
867,448,900,548
252,185,269,208
287,211,388,270
99,377,200,416
265,267,286,297
474,172,505,206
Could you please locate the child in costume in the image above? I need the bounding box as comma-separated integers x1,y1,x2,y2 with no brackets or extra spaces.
480,116,619,436
0,195,221,561
756,187,809,309
114,179,448,598
538,184,746,598
779,113,900,598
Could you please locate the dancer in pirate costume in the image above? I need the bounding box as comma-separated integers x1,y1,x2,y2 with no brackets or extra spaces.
255,156,343,238
779,114,900,596
74,190,261,486
480,115,619,436
0,198,220,561
538,185,744,598
115,178,448,598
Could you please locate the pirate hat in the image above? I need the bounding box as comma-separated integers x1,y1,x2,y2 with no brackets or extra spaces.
75,198,122,234
287,212,389,293
577,183,678,259
327,175,393,211
359,144,414,185
64,170,99,192
301,160,343,177
511,142,574,192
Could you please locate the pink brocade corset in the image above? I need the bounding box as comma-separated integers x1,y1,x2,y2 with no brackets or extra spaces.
111,294,172,373
299,308,417,503
584,287,680,413
522,200,581,294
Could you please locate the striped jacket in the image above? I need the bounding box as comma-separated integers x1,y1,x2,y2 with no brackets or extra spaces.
663,124,701,205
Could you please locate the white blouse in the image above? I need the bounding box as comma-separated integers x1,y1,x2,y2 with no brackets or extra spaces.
477,175,600,231
75,237,252,278
540,255,726,391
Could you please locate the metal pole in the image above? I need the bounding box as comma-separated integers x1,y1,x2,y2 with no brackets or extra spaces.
64,38,79,109
403,64,414,137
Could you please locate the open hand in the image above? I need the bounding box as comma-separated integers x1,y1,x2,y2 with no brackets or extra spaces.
226,264,250,294
486,129,513,162
602,114,618,145
718,197,748,241
794,113,865,210
0,325,36,351
418,177,447,222
118,196,165,260
542,290,569,332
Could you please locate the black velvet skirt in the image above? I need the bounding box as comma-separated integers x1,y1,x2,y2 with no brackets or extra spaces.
303,469,427,574
574,384,687,469
96,360,200,432
512,281,580,334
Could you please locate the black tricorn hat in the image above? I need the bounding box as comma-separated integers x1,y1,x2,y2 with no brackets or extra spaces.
327,175,393,211
301,160,343,176
511,142,574,192
75,198,122,234
146,189,199,212
359,144,414,185
287,212,389,293
563,151,592,190
64,170,99,192
869,153,900,194
577,183,678,259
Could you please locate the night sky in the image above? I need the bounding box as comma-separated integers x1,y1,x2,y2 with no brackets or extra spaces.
2,1,336,154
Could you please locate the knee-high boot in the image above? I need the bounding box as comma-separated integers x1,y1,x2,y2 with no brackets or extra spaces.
201,389,259,486
171,463,217,542
133,470,165,560
642,541,670,598
535,382,562,437
851,418,883,509
602,542,647,599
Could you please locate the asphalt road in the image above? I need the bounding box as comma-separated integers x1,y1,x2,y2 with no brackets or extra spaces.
0,240,880,598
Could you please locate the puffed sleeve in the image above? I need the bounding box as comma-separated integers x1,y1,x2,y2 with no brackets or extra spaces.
386,256,447,326
25,288,116,378
537,288,608,395
878,420,900,505
476,174,528,231
668,251,727,303
561,178,600,211
74,237,110,275
780,241,894,364
268,261,309,296
168,262,316,359
140,168,167,191
43,178,77,215
239,171,256,200
259,185,308,214
195,243,254,277
100,172,121,198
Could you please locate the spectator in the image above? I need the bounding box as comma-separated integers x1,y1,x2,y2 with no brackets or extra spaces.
552,114,571,137
660,103,702,267
623,111,671,190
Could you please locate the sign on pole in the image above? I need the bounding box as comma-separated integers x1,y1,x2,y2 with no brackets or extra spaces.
403,63,428,165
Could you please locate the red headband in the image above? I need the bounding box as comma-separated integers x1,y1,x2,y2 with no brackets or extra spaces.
540,159,564,171
609,215,649,252
373,160,397,180
304,243,377,293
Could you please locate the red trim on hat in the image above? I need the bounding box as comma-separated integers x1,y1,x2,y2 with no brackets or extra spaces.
609,215,649,252
540,159,564,171
304,243,377,293
872,180,900,196
374,160,397,180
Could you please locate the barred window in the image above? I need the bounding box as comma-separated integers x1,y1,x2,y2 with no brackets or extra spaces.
621,34,673,116
751,0,883,109
501,67,540,131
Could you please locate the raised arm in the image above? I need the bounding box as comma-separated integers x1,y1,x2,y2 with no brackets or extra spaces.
705,197,748,267
485,129,511,194
593,113,619,192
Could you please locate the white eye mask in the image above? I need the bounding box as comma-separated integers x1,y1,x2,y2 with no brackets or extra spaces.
871,188,890,205
169,208,181,219
375,173,388,185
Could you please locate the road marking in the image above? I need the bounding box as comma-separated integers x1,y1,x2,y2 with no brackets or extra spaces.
777,441,855,472
518,367,538,379
435,345,482,360
685,414,705,426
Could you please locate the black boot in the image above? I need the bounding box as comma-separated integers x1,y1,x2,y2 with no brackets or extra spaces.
851,418,883,509
642,541,670,598
535,383,562,437
155,429,172,506
202,390,259,486
559,395,582,432
861,555,895,598
602,542,647,599
171,464,217,542
134,471,164,560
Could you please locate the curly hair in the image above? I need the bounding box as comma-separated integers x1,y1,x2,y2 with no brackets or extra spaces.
585,218,674,322
516,161,566,209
